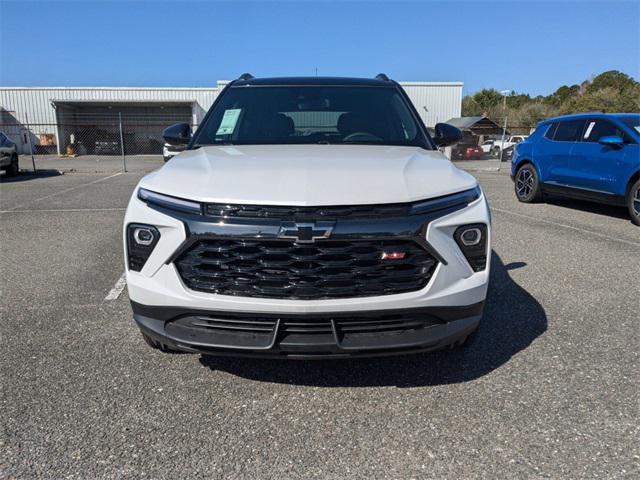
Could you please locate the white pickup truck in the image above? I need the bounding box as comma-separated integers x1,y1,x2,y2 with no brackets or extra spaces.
489,135,528,157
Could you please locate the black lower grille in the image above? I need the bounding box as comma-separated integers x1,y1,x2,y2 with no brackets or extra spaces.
177,311,442,337
175,239,438,300
281,313,439,335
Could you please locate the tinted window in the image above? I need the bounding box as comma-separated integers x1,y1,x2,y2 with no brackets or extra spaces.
582,120,624,143
194,86,429,148
0,133,6,143
553,119,586,142
544,123,558,139
617,115,640,136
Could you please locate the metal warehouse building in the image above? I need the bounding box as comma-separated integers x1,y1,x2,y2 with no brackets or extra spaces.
0,80,462,155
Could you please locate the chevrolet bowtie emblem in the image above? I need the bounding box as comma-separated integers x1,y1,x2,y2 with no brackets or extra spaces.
278,222,334,243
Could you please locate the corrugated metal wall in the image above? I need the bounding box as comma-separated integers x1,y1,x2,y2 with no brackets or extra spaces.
0,86,220,126
400,82,463,127
0,81,461,128
0,81,461,153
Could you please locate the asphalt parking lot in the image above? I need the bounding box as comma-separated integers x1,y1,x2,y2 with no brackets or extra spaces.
1,156,638,479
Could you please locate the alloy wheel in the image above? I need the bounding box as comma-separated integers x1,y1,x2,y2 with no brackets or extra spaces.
633,184,640,217
516,168,534,199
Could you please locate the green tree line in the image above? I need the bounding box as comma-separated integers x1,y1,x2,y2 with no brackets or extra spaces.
461,70,640,131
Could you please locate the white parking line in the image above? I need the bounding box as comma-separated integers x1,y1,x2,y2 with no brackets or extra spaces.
493,208,640,248
3,172,123,212
104,272,127,301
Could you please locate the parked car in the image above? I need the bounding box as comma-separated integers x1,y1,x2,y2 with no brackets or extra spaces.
0,131,19,176
502,144,515,162
480,139,495,153
456,144,484,160
95,135,120,155
124,74,491,358
162,142,185,162
492,135,527,157
511,113,640,225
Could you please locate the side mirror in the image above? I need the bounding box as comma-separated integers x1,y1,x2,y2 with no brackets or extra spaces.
598,135,624,148
433,123,462,147
163,123,192,146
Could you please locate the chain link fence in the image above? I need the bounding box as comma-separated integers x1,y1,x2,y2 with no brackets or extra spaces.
1,112,197,172
2,108,540,173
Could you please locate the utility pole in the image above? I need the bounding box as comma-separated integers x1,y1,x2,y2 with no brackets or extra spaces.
25,113,36,173
119,112,127,172
497,90,511,170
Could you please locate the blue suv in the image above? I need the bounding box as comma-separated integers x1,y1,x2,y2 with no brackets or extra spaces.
511,113,640,225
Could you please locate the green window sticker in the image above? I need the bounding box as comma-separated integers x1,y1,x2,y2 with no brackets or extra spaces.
216,108,242,135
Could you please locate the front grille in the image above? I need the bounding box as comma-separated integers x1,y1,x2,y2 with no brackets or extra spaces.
205,202,411,220
175,239,437,300
177,311,442,337
281,313,439,335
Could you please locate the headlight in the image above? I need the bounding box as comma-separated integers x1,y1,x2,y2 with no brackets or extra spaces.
410,186,481,215
137,188,201,214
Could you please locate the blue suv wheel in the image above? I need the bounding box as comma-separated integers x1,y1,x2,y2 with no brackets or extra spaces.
515,164,543,203
628,178,640,225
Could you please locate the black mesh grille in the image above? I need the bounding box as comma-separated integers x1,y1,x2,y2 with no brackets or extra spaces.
174,239,437,300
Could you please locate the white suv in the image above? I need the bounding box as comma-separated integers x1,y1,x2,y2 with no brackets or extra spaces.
124,75,491,358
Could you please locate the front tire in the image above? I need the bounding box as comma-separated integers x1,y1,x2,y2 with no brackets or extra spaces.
491,146,500,158
6,154,19,176
627,178,640,226
515,164,543,203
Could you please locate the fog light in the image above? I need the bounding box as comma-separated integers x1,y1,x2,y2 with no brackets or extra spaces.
454,224,488,272
127,224,160,271
460,227,482,246
133,227,155,246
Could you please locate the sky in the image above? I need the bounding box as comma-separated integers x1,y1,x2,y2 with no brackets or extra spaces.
1,0,638,96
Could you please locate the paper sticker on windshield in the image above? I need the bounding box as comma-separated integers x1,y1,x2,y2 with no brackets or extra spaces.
584,121,595,139
216,109,241,135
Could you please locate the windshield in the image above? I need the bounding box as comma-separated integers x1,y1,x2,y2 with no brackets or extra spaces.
618,115,640,135
192,85,430,148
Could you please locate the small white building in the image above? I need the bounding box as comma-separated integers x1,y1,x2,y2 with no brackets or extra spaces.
0,80,462,154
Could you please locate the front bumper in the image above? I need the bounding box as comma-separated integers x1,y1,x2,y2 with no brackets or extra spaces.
133,301,483,358
124,186,492,357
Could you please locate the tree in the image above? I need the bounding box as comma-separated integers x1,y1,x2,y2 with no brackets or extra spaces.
460,70,638,129
561,85,640,114
506,93,533,110
586,70,637,94
545,85,580,107
461,89,503,116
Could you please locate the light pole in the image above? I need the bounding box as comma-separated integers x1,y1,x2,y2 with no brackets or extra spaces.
497,89,511,169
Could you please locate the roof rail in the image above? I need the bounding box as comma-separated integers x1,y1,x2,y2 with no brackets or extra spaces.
238,73,254,81
375,73,391,81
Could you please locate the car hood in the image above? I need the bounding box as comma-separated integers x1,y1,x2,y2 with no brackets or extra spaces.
139,145,477,205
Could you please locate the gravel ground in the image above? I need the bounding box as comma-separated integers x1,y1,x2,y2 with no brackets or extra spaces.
1,157,638,479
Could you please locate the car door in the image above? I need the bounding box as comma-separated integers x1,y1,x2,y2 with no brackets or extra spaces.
536,119,585,184
569,118,628,195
